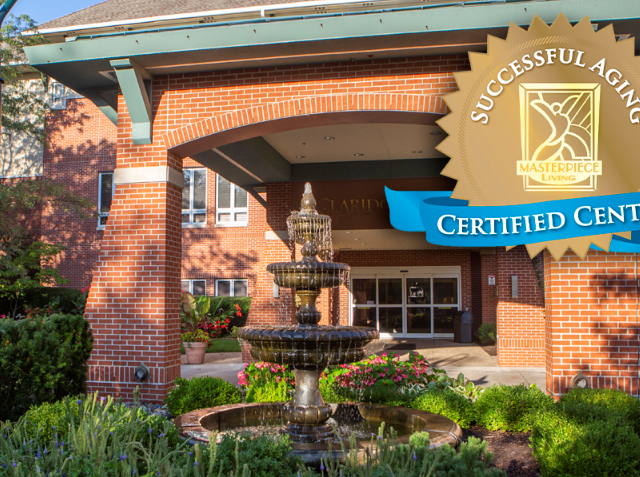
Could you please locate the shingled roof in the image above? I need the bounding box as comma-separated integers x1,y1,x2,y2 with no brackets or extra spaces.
39,0,320,30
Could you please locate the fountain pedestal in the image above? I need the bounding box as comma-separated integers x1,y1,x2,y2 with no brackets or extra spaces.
238,183,379,443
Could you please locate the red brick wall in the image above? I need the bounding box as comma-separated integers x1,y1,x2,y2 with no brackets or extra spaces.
497,246,545,367
545,250,640,397
481,252,498,324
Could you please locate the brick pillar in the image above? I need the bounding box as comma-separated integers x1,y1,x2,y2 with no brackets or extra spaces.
545,250,640,397
84,158,182,402
496,246,545,367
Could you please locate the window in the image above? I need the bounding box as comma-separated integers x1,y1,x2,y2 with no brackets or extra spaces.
98,172,114,228
216,176,248,226
183,168,207,226
215,279,248,297
181,279,206,296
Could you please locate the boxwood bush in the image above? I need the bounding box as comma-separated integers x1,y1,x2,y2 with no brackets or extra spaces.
0,314,93,421
411,389,474,428
559,387,640,433
531,409,640,477
164,376,241,416
473,384,553,432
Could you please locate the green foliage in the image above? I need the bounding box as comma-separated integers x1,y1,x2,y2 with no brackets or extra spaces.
182,329,210,343
245,379,291,403
230,326,241,338
531,409,640,477
164,376,241,416
473,384,553,432
202,296,251,329
181,292,211,333
411,389,475,428
0,284,85,317
476,323,497,345
207,338,241,353
0,314,93,421
20,396,82,443
217,432,302,477
559,387,640,433
298,424,505,477
399,368,485,403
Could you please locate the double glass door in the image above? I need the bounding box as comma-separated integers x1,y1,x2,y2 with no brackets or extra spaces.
350,268,459,338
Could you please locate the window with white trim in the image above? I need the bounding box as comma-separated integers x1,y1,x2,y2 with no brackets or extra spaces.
216,176,248,226
215,279,248,297
182,168,207,226
98,172,114,228
181,279,206,296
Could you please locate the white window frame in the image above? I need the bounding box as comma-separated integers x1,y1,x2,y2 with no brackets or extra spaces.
215,175,248,227
182,168,207,228
349,266,460,339
98,172,115,230
215,279,249,297
181,279,207,296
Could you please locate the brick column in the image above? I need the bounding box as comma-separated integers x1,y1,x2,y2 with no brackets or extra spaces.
84,161,182,402
496,246,545,367
545,250,640,397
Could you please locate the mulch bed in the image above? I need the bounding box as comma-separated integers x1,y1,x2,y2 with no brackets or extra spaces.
462,426,540,477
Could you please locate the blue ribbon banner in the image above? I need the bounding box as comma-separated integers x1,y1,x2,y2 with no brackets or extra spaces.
385,188,640,253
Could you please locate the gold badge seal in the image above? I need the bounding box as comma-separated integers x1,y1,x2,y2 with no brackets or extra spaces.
438,15,640,259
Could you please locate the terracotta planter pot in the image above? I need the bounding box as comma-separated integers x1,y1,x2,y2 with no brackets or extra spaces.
184,341,208,364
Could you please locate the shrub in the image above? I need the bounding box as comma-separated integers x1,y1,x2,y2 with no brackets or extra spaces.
531,410,640,477
559,387,640,433
165,376,241,416
197,296,251,330
217,432,302,477
245,379,290,403
473,384,553,432
20,396,82,442
0,313,93,421
0,287,84,317
411,389,475,428
477,323,497,345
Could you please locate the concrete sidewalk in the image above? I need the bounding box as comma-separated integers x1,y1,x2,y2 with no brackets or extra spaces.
180,339,545,388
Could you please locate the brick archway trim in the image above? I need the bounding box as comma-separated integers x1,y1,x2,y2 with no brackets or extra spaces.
164,93,448,158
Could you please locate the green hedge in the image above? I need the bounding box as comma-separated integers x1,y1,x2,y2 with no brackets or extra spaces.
165,376,241,416
473,384,554,432
0,287,84,316
411,389,474,428
559,387,640,433
0,314,93,421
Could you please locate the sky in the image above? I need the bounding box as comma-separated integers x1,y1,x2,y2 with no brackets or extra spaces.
6,0,105,26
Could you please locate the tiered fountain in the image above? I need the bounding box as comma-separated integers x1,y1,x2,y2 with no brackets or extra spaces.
176,184,461,464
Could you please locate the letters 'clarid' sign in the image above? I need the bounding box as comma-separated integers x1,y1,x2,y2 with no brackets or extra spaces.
387,15,640,260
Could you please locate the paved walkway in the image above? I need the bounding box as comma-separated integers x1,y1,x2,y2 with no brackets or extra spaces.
180,339,545,388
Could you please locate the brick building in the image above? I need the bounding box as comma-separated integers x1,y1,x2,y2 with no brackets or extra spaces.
11,0,640,401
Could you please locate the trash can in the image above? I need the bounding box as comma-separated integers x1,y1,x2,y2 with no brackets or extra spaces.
453,310,473,343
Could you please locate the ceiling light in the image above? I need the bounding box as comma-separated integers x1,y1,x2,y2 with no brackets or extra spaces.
296,155,306,159
324,136,335,140
431,131,443,136
413,151,423,154
354,153,364,156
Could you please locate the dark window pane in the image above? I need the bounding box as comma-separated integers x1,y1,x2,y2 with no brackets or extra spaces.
379,307,403,333
378,278,402,304
218,177,231,209
407,307,431,334
100,173,113,213
183,170,191,210
99,216,108,226
235,185,247,208
434,307,457,333
193,169,206,209
181,281,190,293
182,214,190,223
234,280,248,297
217,281,231,296
352,279,376,305
433,278,458,304
353,307,376,328
192,280,206,296
407,278,431,304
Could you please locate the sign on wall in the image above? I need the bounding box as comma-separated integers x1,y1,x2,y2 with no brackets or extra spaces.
387,15,640,260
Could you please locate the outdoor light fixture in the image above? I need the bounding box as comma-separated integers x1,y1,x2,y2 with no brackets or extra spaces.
570,371,589,389
134,363,151,383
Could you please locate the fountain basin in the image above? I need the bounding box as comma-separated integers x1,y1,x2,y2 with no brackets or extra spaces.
238,325,379,366
267,261,350,289
176,402,462,466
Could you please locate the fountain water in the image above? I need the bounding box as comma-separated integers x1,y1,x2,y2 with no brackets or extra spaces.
176,184,462,464
239,183,379,443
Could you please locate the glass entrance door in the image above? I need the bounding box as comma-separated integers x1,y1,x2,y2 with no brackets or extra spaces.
351,269,459,338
